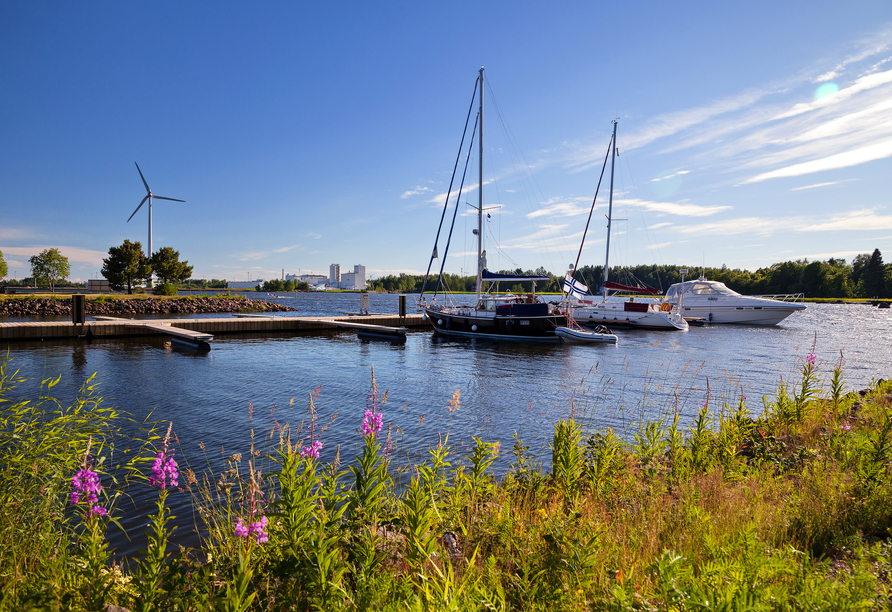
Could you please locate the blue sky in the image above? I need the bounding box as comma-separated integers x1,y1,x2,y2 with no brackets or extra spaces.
2,2,891,283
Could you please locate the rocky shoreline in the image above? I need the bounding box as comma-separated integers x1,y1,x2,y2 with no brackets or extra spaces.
0,296,298,317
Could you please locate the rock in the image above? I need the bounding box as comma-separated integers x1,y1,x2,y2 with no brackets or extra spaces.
0,296,298,318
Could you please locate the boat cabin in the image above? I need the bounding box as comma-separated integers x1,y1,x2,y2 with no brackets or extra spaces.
665,280,740,301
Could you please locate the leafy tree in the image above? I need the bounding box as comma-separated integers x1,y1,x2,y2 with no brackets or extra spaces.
151,247,194,285
102,240,152,294
29,248,70,293
0,249,7,279
851,253,871,293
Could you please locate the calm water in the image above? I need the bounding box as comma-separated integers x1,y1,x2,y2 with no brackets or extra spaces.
3,293,890,555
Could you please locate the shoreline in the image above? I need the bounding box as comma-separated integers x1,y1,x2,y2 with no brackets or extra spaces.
0,295,298,317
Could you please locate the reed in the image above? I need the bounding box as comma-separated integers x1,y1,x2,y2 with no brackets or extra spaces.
0,353,890,610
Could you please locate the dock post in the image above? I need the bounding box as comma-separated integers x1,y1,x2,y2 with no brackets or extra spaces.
399,294,406,318
72,294,86,326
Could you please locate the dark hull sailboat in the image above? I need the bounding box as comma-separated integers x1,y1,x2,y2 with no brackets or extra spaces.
419,68,567,342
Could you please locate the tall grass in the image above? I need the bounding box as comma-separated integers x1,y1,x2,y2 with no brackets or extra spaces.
1,353,891,610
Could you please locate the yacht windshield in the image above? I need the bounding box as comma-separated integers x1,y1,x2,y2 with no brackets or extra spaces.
668,281,740,298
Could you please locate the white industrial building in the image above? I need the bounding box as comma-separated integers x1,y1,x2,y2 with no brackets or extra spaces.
286,273,327,287
338,264,366,290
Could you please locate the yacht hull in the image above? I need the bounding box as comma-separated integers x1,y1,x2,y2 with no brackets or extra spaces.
681,305,804,325
424,307,566,342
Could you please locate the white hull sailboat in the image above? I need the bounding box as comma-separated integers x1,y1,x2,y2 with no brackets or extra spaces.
566,120,687,332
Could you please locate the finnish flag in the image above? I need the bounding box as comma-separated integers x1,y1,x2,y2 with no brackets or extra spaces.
564,274,588,299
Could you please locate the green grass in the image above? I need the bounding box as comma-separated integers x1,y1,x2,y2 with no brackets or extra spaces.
1,356,890,610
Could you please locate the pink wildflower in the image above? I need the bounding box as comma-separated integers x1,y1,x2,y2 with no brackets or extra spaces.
300,439,323,459
70,468,106,517
249,516,269,544
234,515,268,544
362,409,383,437
806,353,817,366
149,450,179,489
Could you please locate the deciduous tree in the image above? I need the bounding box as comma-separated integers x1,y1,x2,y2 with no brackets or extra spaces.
0,249,7,279
150,247,193,285
102,240,152,294
29,248,70,293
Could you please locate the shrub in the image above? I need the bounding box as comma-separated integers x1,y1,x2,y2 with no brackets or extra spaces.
153,282,178,296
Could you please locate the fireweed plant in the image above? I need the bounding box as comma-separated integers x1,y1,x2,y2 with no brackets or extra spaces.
1,354,892,610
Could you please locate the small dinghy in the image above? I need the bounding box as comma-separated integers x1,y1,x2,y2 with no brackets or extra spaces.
555,324,617,344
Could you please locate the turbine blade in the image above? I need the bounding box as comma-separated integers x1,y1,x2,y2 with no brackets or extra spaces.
134,162,150,194
153,195,186,202
127,195,150,222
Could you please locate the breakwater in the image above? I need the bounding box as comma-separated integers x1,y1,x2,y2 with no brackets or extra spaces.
0,296,297,317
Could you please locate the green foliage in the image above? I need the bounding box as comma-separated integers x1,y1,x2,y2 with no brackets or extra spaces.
153,282,178,296
102,240,151,294
29,247,71,293
259,279,310,292
151,246,193,285
0,249,7,279
3,357,892,610
551,419,583,506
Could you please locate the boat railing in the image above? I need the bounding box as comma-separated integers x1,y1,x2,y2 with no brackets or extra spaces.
754,293,805,303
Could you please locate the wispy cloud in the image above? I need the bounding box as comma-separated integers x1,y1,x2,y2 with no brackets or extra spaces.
400,185,433,198
742,137,892,183
236,244,301,261
0,226,40,241
790,180,853,191
650,170,690,182
614,197,732,217
526,196,593,219
799,208,892,231
1,245,106,266
775,69,892,120
676,208,892,236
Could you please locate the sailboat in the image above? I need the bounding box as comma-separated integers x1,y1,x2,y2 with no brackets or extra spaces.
568,120,688,331
419,67,568,341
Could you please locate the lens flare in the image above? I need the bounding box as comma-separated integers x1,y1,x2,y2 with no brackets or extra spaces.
814,82,839,100
650,170,684,198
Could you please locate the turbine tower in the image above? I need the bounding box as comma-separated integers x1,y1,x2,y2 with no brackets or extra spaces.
128,162,185,286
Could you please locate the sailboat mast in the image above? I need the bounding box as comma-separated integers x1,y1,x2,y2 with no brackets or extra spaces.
476,66,484,303
602,119,617,302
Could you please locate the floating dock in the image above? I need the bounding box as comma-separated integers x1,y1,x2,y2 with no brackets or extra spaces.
0,314,427,348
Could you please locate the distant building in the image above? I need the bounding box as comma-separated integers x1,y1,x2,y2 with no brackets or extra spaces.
329,264,341,286
87,279,111,292
339,264,366,290
286,273,327,287
228,280,263,289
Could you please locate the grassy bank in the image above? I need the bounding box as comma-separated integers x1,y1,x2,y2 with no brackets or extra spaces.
1,357,891,610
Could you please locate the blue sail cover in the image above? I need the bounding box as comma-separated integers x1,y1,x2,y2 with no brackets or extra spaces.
481,270,551,282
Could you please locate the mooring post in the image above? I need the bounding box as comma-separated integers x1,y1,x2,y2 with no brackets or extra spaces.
72,294,86,327
399,294,406,319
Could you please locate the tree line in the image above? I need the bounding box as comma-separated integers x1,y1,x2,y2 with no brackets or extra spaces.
4,247,889,298
369,248,892,299
0,243,193,295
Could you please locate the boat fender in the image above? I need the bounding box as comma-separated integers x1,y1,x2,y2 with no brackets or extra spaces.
471,324,478,331
660,302,672,312
437,319,444,326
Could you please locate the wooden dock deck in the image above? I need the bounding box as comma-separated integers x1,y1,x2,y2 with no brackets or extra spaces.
0,314,428,344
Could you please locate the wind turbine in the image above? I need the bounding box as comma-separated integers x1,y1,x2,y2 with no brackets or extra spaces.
128,162,185,285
